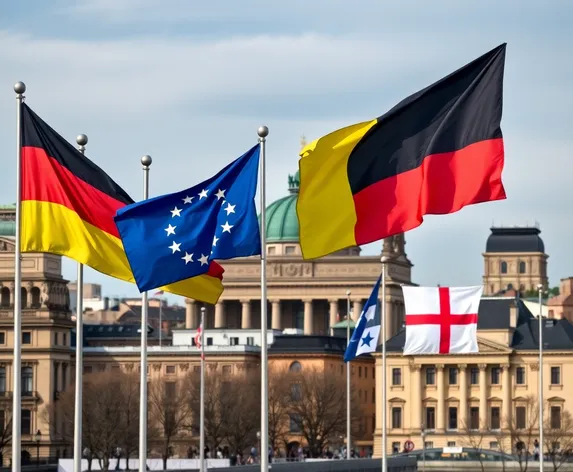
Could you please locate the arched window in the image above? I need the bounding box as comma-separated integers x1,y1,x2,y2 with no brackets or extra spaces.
0,287,9,307
500,261,508,274
289,361,302,373
21,288,27,309
22,366,33,395
519,261,526,274
31,287,41,308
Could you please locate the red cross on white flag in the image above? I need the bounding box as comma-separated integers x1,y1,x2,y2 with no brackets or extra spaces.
402,285,483,355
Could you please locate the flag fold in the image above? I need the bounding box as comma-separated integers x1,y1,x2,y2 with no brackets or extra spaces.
114,145,261,292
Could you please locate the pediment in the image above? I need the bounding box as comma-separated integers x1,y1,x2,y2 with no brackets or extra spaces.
0,237,15,252
547,396,565,402
446,396,460,402
423,396,438,402
477,336,512,354
389,397,406,403
469,396,480,402
488,396,503,402
513,396,528,402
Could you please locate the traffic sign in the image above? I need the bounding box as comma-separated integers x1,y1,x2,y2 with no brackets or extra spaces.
404,440,415,452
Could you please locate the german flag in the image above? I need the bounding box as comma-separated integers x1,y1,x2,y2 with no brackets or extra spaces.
297,44,507,260
20,104,224,303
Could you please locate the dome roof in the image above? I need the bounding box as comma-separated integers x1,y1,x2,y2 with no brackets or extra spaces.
485,227,545,253
262,171,300,242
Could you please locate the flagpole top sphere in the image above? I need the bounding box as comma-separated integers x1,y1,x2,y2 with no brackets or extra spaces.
200,306,206,314
14,81,26,94
76,134,88,146
141,155,152,167
257,126,269,138
381,255,390,263
346,290,351,296
537,284,543,290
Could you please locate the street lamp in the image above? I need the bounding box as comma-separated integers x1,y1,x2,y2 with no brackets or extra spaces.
35,430,42,467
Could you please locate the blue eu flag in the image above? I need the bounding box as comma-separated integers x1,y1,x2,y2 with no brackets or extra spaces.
114,145,261,292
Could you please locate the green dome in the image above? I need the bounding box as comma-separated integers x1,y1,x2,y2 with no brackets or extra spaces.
261,171,300,242
0,221,15,237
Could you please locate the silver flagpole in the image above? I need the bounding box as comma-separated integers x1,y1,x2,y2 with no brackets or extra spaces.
199,307,206,472
159,295,163,348
139,155,152,472
257,126,269,472
381,255,389,472
73,134,88,472
346,290,351,460
538,284,544,472
12,81,26,472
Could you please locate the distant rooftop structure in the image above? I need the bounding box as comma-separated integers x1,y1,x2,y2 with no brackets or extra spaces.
485,226,545,253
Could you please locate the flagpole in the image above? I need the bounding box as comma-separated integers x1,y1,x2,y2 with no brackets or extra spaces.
199,306,206,472
538,283,544,472
257,125,269,472
159,295,163,348
346,290,352,460
381,255,389,472
73,134,88,472
139,155,152,472
12,80,26,472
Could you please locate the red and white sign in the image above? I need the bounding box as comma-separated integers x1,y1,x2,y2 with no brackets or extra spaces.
404,440,414,452
402,286,482,355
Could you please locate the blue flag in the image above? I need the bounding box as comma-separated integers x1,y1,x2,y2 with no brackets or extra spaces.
344,275,382,362
114,145,261,292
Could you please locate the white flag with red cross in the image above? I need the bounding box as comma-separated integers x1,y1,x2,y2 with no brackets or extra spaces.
402,285,483,355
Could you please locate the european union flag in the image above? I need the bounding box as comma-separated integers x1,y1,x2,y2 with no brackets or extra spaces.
344,275,382,362
114,145,261,292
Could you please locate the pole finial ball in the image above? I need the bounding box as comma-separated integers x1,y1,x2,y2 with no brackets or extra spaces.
14,82,26,94
346,290,351,297
76,134,88,146
141,155,152,167
200,306,206,314
257,126,269,138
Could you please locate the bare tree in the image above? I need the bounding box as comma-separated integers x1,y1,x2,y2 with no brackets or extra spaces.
0,404,12,464
508,395,540,472
460,420,487,472
543,409,573,472
224,375,260,455
148,378,192,470
287,366,362,457
267,367,291,452
117,372,140,469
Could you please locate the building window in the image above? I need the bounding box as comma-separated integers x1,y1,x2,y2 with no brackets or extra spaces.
289,414,301,433
426,367,436,385
447,441,456,447
500,261,508,274
424,442,434,449
551,406,562,429
516,367,525,385
22,409,31,435
490,441,499,449
206,337,213,346
491,407,501,430
31,287,41,307
516,406,526,429
267,246,276,255
470,407,480,430
358,366,362,377
290,383,301,401
63,333,67,346
285,246,296,255
22,366,33,396
0,332,4,345
289,361,302,373
165,365,176,375
425,407,435,430
470,367,479,385
193,365,200,373
448,368,458,385
84,365,93,375
519,261,526,274
391,407,402,429
392,442,400,454
551,366,561,385
392,368,401,386
372,388,375,403
491,366,501,385
0,367,4,394
62,364,67,390
53,363,59,399
448,407,458,430
246,337,255,346
22,332,31,345
230,337,239,346
54,332,59,345
222,365,232,375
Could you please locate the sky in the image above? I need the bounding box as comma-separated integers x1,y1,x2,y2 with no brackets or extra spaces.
0,0,572,305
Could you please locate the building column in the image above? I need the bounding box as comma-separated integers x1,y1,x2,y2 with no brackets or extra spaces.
9,282,15,306
410,364,422,431
185,299,198,329
385,299,393,341
436,364,445,431
459,364,468,429
271,300,281,330
241,300,252,329
352,300,363,321
479,364,488,430
304,300,314,335
502,363,512,428
328,299,338,329
214,301,225,328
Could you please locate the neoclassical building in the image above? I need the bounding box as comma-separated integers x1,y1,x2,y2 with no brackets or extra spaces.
184,171,414,341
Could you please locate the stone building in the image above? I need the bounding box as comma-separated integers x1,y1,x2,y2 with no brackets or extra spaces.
482,226,549,295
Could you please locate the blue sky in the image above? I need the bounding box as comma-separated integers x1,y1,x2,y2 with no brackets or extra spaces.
0,0,572,304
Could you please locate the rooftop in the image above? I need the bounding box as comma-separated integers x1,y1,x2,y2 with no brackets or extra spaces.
485,226,545,254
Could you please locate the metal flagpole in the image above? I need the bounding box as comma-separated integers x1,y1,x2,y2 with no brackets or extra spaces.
538,284,544,472
139,155,152,472
381,255,389,472
73,133,88,472
346,290,351,460
12,80,26,472
159,295,163,348
199,307,206,472
257,125,269,472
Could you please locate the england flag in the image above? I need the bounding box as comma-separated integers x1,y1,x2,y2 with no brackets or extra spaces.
402,285,483,355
